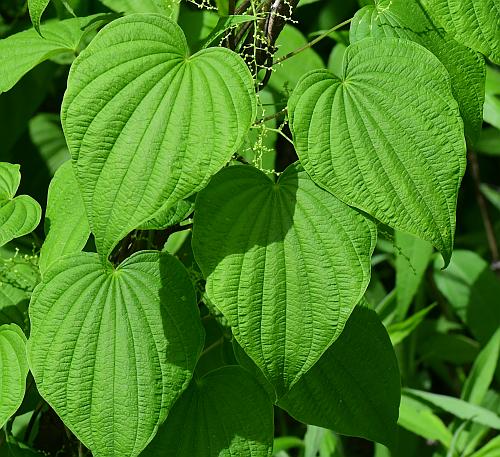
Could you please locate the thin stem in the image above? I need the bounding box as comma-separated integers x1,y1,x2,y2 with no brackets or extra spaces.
254,107,287,124
24,401,44,443
469,150,500,268
201,337,224,357
273,17,353,65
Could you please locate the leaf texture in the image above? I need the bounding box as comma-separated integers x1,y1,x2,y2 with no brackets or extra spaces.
0,15,110,94
288,38,466,264
100,0,180,19
39,162,90,276
421,0,500,64
28,0,51,34
350,0,485,145
0,163,41,247
0,324,29,428
62,14,257,260
142,366,274,457
192,164,376,396
27,251,204,457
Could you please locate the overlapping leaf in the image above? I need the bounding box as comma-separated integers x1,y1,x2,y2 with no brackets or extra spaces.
0,15,110,94
27,251,204,457
193,164,376,396
28,0,51,34
421,0,500,64
0,163,41,247
278,306,401,448
289,38,466,264
62,14,257,260
142,367,274,457
39,162,90,276
350,0,485,144
0,324,29,428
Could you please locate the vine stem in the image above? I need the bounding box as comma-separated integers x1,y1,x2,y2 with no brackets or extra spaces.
273,17,353,65
469,150,500,270
254,107,288,124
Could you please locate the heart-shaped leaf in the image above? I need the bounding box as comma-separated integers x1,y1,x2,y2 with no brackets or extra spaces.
350,0,485,145
142,366,274,457
288,38,466,265
62,14,257,260
420,0,500,64
27,251,204,457
0,163,41,247
0,324,29,428
192,164,376,396
39,161,90,276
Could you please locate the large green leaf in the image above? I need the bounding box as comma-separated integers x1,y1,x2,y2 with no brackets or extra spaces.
142,366,274,457
0,15,110,94
277,306,400,448
38,162,90,276
28,0,51,34
0,163,41,247
27,251,204,457
433,250,500,344
193,163,376,397
62,14,257,260
420,0,500,64
288,38,466,265
0,324,29,428
350,0,485,145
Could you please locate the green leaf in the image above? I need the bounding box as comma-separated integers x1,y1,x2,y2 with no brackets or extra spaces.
387,304,436,346
139,198,194,231
395,231,433,321
29,113,70,175
100,0,180,20
62,14,257,260
481,184,500,213
27,251,204,457
462,328,500,405
470,435,500,457
433,250,500,345
38,162,90,276
0,324,29,428
277,306,400,448
142,366,274,457
477,128,500,156
420,0,500,64
269,25,324,94
350,0,485,145
0,15,110,94
398,394,453,448
404,389,500,430
288,38,466,265
28,0,51,34
0,164,41,247
193,164,376,396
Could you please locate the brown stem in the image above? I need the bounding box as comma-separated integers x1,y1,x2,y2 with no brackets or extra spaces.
469,150,500,268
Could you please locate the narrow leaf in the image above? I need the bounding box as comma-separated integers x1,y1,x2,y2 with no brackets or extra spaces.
288,38,466,265
404,389,500,430
62,14,257,260
387,304,436,346
28,0,51,34
39,161,90,276
142,366,274,457
0,324,29,428
193,164,376,396
27,251,204,457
